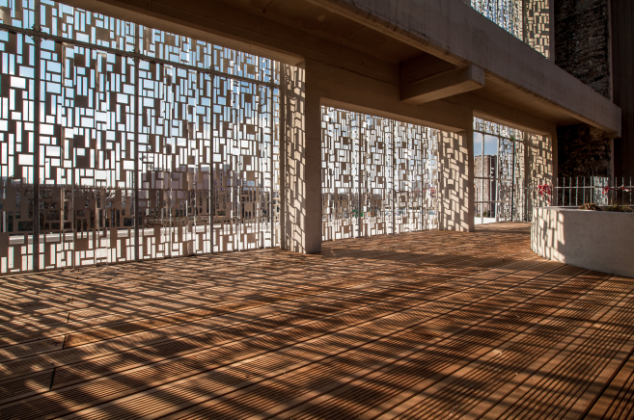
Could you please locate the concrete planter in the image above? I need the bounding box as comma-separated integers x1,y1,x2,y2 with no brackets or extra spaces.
531,206,634,278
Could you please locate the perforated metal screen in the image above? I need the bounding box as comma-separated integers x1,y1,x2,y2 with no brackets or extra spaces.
321,107,439,241
469,0,551,58
0,0,280,273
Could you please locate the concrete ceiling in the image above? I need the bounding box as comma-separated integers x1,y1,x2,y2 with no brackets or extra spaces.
210,0,424,64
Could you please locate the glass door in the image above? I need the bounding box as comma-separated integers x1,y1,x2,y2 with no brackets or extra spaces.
474,128,523,225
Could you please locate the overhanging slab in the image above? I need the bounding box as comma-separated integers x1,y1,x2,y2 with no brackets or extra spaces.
401,65,485,105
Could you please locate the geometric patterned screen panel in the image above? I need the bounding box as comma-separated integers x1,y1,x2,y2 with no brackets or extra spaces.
470,0,524,41
524,0,551,59
322,106,439,242
469,0,550,59
0,0,279,274
0,30,37,273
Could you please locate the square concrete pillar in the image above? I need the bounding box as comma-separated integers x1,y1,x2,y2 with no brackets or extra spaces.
527,132,554,213
438,129,475,232
280,62,322,253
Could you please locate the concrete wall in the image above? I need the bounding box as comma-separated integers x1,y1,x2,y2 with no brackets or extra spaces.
532,207,634,278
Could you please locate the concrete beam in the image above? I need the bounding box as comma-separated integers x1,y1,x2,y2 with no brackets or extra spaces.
400,53,456,85
306,58,470,131
401,65,485,105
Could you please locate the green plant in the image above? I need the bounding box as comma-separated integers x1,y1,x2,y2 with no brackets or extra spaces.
605,204,634,213
579,203,602,211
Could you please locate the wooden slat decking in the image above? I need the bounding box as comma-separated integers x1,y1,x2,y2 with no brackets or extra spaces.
0,223,633,419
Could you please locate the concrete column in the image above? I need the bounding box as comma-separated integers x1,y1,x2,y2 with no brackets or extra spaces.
527,132,554,213
304,80,323,254
438,129,475,232
528,133,554,185
280,62,322,254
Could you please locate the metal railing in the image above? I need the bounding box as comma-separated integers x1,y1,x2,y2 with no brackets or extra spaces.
473,176,632,224
526,176,633,216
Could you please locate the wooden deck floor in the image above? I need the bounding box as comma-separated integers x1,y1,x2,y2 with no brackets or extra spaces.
1,223,634,419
